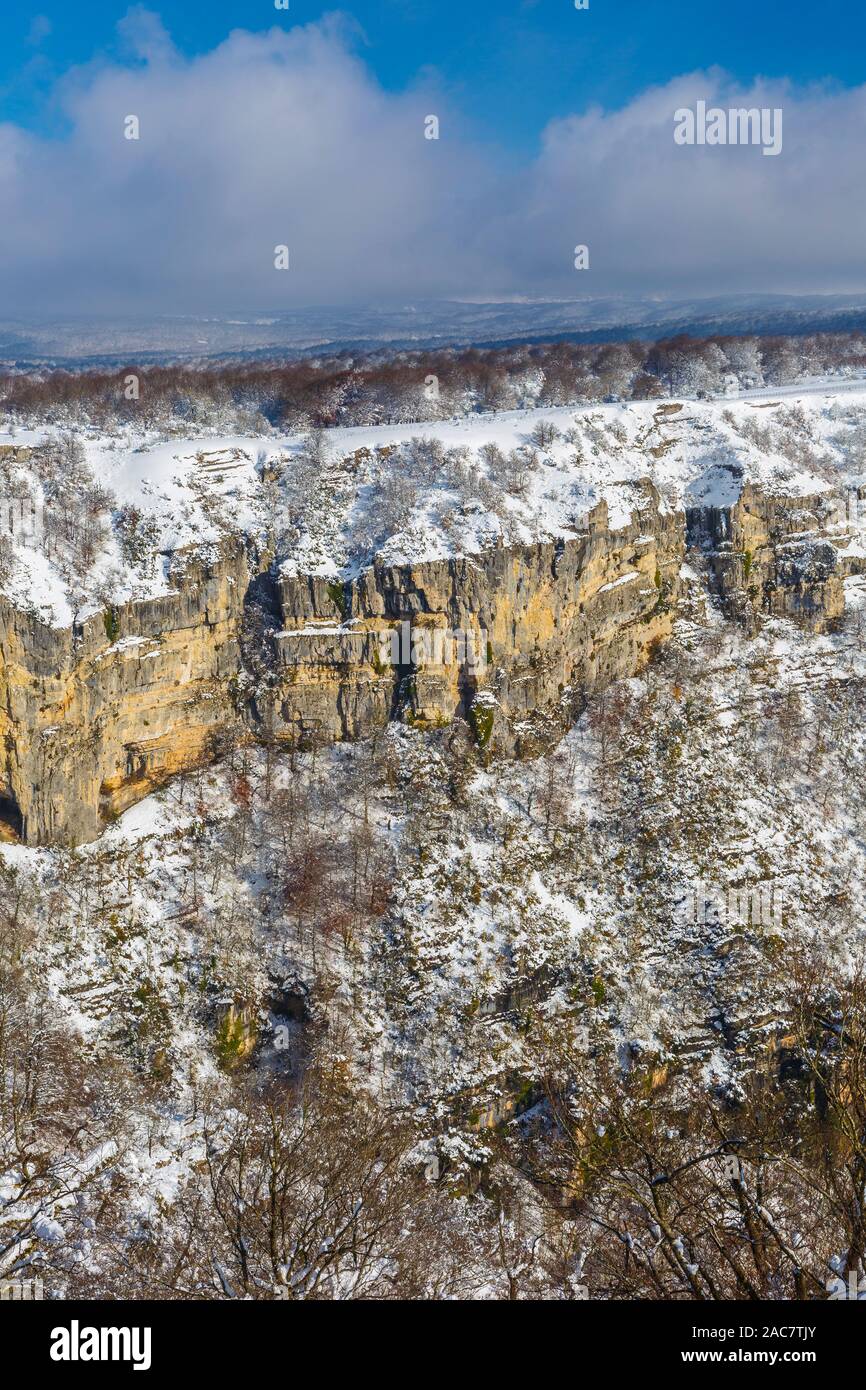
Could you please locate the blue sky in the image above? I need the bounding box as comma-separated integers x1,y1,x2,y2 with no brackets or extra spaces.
4,0,865,149
1,3,865,314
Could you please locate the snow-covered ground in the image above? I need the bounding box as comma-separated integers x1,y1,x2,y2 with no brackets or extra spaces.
3,382,866,625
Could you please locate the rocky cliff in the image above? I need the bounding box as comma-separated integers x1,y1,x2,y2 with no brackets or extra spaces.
0,544,250,844
686,478,846,633
0,470,849,847
0,480,681,845
272,479,683,752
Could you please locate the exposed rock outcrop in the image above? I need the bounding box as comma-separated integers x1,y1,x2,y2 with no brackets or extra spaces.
686,478,846,633
0,544,250,844
274,480,682,752
0,480,681,845
0,469,851,848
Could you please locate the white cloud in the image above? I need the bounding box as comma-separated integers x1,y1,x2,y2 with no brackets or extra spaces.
0,13,864,313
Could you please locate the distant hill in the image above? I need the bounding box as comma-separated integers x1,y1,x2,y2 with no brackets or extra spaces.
6,293,866,368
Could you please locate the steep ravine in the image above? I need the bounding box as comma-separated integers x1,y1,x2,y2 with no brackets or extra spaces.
0,478,846,846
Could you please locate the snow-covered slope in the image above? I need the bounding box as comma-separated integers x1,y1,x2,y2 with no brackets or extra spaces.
3,383,866,1301
2,384,865,627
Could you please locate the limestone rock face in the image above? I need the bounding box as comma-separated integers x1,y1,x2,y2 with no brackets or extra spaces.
272,481,683,748
686,481,845,633
0,471,840,848
0,542,251,845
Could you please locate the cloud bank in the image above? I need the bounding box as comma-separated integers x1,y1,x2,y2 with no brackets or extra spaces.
1,10,865,314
